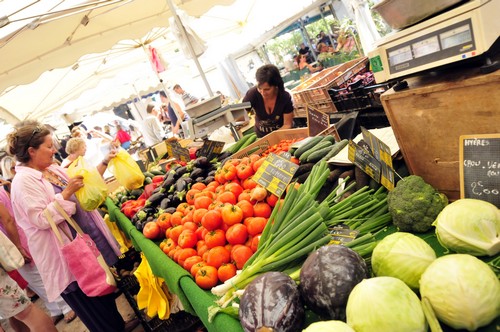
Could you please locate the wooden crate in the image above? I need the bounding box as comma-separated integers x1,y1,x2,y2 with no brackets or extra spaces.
232,128,308,158
381,67,500,201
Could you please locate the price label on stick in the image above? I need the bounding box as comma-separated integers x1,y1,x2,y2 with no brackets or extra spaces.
253,153,298,197
459,134,500,208
198,140,225,160
166,140,191,163
348,141,382,183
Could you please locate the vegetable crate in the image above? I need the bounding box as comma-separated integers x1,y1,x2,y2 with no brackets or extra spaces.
329,82,394,112
232,128,308,158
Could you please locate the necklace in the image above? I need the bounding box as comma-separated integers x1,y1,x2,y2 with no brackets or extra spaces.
43,169,68,188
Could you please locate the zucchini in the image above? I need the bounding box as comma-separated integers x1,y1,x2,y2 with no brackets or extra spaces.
294,136,324,158
143,171,155,178
320,139,349,162
299,141,332,163
307,146,335,163
319,135,336,144
149,169,165,176
239,134,257,151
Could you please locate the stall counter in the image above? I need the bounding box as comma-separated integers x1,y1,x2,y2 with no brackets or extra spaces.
105,198,244,332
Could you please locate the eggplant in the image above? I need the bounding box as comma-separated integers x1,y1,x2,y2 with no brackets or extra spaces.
170,195,181,207
193,156,210,169
142,206,156,216
163,207,176,214
217,151,232,162
146,192,165,207
207,170,216,177
190,167,204,180
175,166,188,178
151,186,162,195
162,171,176,189
183,178,193,186
239,271,304,332
299,245,369,320
204,176,215,185
195,177,205,183
160,198,171,210
175,178,187,192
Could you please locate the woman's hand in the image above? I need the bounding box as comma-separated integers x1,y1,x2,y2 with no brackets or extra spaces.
62,175,84,200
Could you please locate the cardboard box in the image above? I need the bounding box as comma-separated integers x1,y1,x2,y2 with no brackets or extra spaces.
233,128,309,158
381,67,500,200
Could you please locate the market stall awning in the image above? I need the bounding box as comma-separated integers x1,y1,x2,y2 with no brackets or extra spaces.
0,0,235,93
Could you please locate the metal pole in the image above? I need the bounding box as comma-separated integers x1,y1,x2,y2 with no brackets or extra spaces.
299,18,317,62
165,0,213,97
319,4,336,48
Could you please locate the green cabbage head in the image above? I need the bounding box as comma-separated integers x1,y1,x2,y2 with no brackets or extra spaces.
371,232,436,290
346,277,426,332
420,254,500,331
433,198,500,256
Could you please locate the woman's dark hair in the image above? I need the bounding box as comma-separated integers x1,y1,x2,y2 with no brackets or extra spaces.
7,120,51,163
255,64,285,91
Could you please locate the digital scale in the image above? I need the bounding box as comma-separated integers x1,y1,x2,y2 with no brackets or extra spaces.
368,0,499,83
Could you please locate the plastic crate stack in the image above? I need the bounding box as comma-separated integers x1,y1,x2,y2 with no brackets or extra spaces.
328,80,394,113
114,248,202,332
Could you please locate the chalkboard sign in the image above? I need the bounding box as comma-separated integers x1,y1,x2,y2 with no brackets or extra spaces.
459,134,500,207
307,106,330,137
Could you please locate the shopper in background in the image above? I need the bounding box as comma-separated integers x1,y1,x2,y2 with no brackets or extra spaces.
297,54,322,74
6,121,126,332
0,269,57,332
60,137,86,168
173,84,199,108
243,64,294,138
159,91,186,137
114,125,131,150
0,161,76,326
141,103,166,147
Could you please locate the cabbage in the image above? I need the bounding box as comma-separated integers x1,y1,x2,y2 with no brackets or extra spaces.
420,254,500,331
433,198,500,256
371,232,436,289
303,320,354,332
346,277,426,332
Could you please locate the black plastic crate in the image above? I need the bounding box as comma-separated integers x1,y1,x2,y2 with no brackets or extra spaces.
145,311,203,332
328,82,393,112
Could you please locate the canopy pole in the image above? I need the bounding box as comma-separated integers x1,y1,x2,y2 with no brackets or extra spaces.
165,0,213,97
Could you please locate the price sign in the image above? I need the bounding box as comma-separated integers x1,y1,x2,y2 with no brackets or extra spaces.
166,140,191,162
318,124,341,142
329,225,359,245
198,140,225,160
307,106,330,137
348,140,382,183
459,134,500,207
253,153,298,197
361,127,395,190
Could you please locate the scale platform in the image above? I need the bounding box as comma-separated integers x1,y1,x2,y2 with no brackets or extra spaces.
182,102,251,139
369,0,499,83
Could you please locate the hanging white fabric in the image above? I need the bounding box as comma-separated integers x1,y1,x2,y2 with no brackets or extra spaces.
169,9,207,59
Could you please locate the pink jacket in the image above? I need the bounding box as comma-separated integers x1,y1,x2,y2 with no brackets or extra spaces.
0,187,29,253
10,164,120,301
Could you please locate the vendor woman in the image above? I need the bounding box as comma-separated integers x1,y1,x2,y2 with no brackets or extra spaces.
243,64,294,138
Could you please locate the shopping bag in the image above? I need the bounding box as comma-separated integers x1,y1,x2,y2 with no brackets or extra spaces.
67,156,108,211
44,203,117,297
107,149,145,190
0,231,25,271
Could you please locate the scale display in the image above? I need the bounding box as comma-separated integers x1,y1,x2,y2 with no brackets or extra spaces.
384,18,476,75
440,24,472,49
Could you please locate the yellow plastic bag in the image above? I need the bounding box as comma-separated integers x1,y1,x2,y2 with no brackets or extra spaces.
67,156,108,211
134,254,172,319
107,149,144,190
103,214,132,254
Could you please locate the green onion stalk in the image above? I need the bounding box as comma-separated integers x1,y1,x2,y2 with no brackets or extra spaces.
211,161,332,307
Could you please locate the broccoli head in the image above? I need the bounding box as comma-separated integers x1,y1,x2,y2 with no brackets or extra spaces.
387,175,448,233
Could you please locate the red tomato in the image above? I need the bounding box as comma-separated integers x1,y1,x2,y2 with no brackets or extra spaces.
204,229,226,249
236,200,254,219
183,255,202,272
218,263,237,283
221,204,244,226
156,213,172,232
253,202,272,218
231,245,254,269
246,217,267,236
250,235,260,252
191,182,207,191
161,238,177,255
196,266,219,290
192,208,207,224
242,178,258,190
168,225,184,243
178,230,197,249
225,223,248,245
236,164,253,180
201,210,222,231
225,182,244,201
143,221,161,239
266,194,279,207
194,196,212,210
252,157,266,173
205,246,231,269
186,189,201,205
217,191,237,205
177,248,197,267
222,164,237,181
190,261,206,278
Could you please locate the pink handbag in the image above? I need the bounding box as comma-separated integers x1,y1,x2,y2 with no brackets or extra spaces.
45,203,117,297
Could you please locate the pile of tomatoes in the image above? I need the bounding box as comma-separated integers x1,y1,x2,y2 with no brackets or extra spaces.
142,154,279,290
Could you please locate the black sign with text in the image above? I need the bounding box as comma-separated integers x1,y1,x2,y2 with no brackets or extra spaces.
307,106,330,137
460,134,500,207
166,140,191,163
198,140,225,160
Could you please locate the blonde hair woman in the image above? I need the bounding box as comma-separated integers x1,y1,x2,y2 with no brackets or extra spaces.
61,138,87,168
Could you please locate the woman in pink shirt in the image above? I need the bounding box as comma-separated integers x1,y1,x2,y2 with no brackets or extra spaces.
6,121,126,332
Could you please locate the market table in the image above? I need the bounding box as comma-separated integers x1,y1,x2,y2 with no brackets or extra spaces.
105,198,244,332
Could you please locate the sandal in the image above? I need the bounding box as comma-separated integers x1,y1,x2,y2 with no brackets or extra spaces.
64,310,77,323
52,314,64,325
